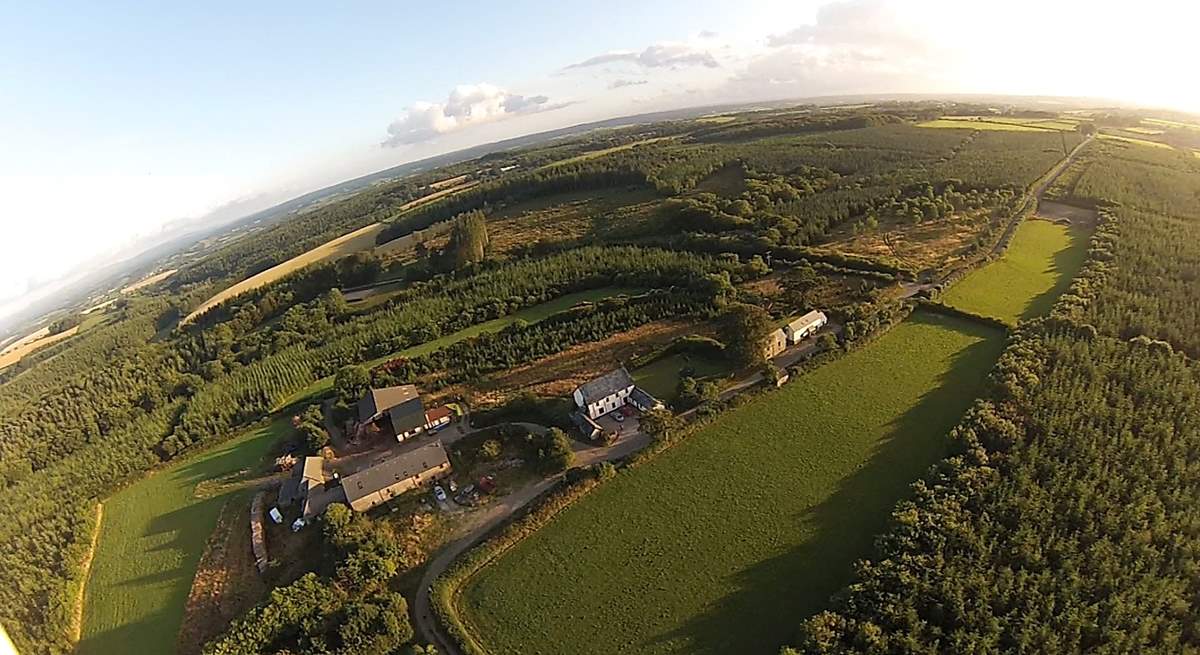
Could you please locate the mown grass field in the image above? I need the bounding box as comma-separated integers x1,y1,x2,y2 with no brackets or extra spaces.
77,419,288,655
459,311,1005,655
281,287,640,406
941,219,1089,323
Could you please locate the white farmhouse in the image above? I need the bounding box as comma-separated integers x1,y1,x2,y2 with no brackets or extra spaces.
784,310,828,344
572,367,663,420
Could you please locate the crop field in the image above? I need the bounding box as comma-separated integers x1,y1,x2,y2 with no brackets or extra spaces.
121,269,177,294
183,222,385,323
632,353,733,402
1097,132,1173,150
0,326,78,370
941,219,1089,323
77,419,288,655
281,287,640,406
536,136,671,171
459,312,1005,655
184,181,478,323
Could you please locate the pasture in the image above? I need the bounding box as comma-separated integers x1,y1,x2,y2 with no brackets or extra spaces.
941,219,1090,323
77,419,288,655
632,352,733,403
459,311,1005,655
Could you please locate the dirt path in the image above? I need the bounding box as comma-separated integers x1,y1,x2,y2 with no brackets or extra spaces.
70,502,103,645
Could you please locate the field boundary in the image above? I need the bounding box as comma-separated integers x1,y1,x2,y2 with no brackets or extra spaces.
69,502,103,645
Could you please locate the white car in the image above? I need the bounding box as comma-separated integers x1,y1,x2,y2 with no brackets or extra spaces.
433,485,447,502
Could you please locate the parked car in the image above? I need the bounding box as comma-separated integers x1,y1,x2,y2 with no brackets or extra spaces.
615,412,625,422
448,479,458,493
433,485,447,502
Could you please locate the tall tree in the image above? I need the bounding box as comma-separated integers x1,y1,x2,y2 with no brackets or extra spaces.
719,303,774,367
447,209,489,268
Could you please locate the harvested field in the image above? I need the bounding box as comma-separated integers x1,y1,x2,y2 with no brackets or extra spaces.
121,269,177,294
819,210,992,273
0,326,78,370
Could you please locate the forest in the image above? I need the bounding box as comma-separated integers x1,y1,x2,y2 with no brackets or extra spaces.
789,136,1200,653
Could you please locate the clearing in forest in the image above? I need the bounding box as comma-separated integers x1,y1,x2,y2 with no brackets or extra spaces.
941,219,1089,323
77,419,288,655
458,311,1005,655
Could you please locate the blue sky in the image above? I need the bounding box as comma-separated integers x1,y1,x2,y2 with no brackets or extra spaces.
1,0,1197,320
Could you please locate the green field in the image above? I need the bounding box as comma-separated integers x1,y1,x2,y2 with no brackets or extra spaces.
632,353,733,403
78,419,288,655
942,219,1089,323
459,312,1005,655
281,287,639,406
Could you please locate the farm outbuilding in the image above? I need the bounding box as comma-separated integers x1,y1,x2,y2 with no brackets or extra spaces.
341,440,452,512
784,310,828,344
356,385,455,442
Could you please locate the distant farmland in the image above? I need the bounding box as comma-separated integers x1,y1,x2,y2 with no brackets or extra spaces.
942,219,1089,323
183,180,477,324
0,326,78,370
459,312,1005,655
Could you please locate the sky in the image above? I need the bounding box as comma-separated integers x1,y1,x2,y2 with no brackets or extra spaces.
1,0,1198,321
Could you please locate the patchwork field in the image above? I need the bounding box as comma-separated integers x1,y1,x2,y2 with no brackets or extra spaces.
77,419,288,655
918,116,1078,132
459,311,1005,655
941,219,1089,323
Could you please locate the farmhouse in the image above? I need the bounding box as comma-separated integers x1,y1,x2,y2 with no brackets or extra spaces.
356,385,454,441
341,440,452,512
572,367,664,420
784,310,828,344
277,456,325,518
763,327,789,359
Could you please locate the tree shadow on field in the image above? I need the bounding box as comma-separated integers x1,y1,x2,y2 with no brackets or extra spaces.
76,605,176,655
1021,224,1090,321
643,318,1005,655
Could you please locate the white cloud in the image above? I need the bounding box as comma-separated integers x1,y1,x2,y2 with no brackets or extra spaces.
566,42,720,70
382,83,562,147
608,79,649,90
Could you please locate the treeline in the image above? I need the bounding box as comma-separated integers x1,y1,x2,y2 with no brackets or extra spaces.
792,323,1200,653
203,504,416,654
689,113,903,143
1049,140,1200,356
169,247,742,454
375,168,651,246
371,291,713,388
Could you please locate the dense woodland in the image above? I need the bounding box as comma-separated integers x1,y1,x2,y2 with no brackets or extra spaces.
790,135,1200,653
0,102,1193,655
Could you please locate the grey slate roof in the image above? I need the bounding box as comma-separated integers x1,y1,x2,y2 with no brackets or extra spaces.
358,385,421,422
575,367,635,405
342,440,450,507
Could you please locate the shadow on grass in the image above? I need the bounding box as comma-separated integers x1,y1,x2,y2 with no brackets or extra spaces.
644,316,1005,655
76,604,177,655
1021,225,1090,321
